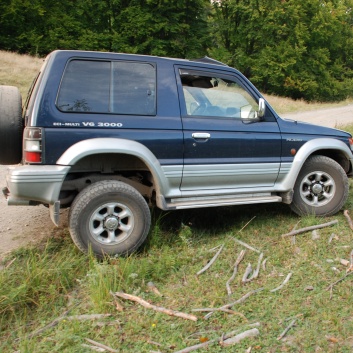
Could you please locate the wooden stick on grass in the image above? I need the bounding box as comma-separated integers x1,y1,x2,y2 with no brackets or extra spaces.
232,237,261,253
226,250,246,295
282,220,338,237
173,324,260,353
270,273,293,292
113,292,197,321
343,210,353,231
202,288,264,319
197,244,224,276
277,319,296,340
85,338,119,353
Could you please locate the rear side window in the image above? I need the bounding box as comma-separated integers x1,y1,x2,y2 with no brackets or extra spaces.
57,60,156,115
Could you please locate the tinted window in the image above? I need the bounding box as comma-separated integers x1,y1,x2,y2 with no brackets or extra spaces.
57,60,156,115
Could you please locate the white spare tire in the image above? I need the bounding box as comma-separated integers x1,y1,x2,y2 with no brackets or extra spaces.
0,86,23,165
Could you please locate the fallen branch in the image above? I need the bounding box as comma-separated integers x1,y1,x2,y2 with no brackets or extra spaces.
147,281,163,297
282,220,338,237
203,288,264,319
347,249,353,273
221,288,264,309
270,273,293,292
81,344,105,352
197,244,224,276
109,291,124,312
238,216,256,232
344,210,353,231
222,328,260,346
66,314,112,321
326,271,353,299
85,338,118,353
173,323,260,353
290,221,301,245
277,319,296,340
5,257,17,269
242,263,253,283
232,237,260,253
113,292,197,321
250,253,264,280
16,306,77,341
262,258,267,271
191,307,248,321
226,250,246,295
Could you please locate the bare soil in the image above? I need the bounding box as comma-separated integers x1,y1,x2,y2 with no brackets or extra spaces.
1,104,353,257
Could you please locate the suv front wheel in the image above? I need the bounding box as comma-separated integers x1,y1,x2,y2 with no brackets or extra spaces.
290,155,349,216
69,180,151,257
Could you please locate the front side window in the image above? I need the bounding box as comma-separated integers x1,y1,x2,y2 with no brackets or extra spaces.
57,60,156,115
180,70,258,119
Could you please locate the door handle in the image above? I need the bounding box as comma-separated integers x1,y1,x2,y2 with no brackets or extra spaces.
192,132,211,140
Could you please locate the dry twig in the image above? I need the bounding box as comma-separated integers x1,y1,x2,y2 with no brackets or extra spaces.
242,263,253,283
109,290,124,312
270,273,293,292
232,237,261,253
282,220,338,237
326,271,353,299
347,249,353,273
250,253,264,280
226,250,246,295
81,343,105,352
344,210,353,231
147,282,163,296
222,328,260,346
113,292,197,321
203,288,264,319
17,306,77,341
173,324,260,353
238,216,256,232
66,314,112,321
277,319,296,340
197,244,224,276
85,338,118,353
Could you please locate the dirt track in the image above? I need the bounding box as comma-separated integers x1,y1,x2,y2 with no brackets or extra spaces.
1,104,353,256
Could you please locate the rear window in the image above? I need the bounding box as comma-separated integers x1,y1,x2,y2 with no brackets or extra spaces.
57,59,156,115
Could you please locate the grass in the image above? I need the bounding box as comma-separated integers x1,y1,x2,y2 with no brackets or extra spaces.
1,51,353,352
2,195,353,352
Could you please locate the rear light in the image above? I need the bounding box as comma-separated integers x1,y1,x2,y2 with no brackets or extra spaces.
24,127,42,163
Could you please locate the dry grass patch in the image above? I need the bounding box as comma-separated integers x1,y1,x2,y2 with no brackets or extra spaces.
0,51,43,98
264,93,353,115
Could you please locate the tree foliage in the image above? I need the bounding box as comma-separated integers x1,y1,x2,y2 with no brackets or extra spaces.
210,0,353,101
1,0,353,101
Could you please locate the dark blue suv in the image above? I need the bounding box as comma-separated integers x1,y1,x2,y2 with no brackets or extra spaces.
1,50,352,257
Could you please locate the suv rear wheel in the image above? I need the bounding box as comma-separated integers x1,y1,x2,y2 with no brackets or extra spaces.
290,155,348,216
69,180,151,257
0,86,23,165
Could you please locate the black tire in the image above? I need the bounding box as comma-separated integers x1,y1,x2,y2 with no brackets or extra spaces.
0,86,23,165
69,180,151,257
290,155,348,216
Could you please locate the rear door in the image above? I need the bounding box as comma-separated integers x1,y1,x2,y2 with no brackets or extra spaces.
176,67,282,191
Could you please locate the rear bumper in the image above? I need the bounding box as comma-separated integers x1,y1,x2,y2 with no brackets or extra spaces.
4,165,70,225
5,165,70,205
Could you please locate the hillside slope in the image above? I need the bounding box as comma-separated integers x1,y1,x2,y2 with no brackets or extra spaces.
0,51,43,98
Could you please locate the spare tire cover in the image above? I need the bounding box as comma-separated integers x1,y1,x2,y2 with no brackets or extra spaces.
0,86,23,165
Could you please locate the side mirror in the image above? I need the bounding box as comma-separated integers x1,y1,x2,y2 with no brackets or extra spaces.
258,98,266,118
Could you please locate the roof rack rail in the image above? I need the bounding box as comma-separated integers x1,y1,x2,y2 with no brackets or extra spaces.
191,56,228,66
